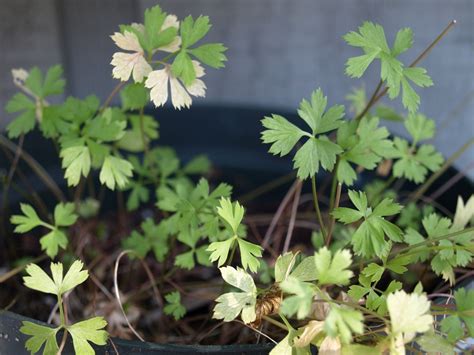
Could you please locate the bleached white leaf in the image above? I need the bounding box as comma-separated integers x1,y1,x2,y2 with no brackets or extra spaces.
12,68,29,86
294,320,324,347
110,31,152,82
451,195,474,231
145,68,169,107
387,290,433,354
145,62,206,110
159,15,182,53
170,75,192,109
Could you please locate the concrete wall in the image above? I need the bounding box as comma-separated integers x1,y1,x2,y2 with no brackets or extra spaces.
1,0,473,175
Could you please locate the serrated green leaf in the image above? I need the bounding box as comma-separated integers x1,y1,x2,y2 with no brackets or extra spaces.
20,321,60,355
188,43,227,68
120,83,149,110
275,252,298,283
261,114,305,156
290,256,318,282
324,305,364,344
207,237,235,267
68,317,108,355
54,202,78,227
99,155,133,190
11,203,44,233
217,197,244,234
171,50,196,86
392,28,413,57
180,15,211,48
405,113,435,144
40,229,68,258
314,247,353,285
280,276,315,319
23,260,88,296
60,145,91,186
164,291,186,320
333,190,402,257
237,238,262,273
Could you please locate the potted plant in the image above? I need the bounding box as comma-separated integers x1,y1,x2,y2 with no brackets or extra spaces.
1,4,473,355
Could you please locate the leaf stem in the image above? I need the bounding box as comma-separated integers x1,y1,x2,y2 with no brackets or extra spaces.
326,182,342,246
311,175,327,240
57,294,66,326
355,80,383,121
100,81,125,112
328,159,340,212
262,315,287,331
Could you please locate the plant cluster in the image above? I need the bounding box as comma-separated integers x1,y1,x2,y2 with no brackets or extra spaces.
1,4,473,355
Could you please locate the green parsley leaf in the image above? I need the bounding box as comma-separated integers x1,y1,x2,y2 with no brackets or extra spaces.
280,276,315,319
99,155,133,190
217,197,244,234
180,15,211,48
261,88,344,179
26,65,65,98
54,203,78,227
392,138,443,183
314,247,353,285
274,252,298,283
261,114,305,156
11,203,45,233
188,43,227,69
332,190,402,257
237,238,262,273
60,145,91,186
23,260,88,296
336,117,395,185
120,83,149,110
344,22,432,112
164,291,186,320
391,28,413,57
68,317,108,355
324,305,364,344
5,93,36,138
404,113,435,145
207,237,234,267
20,322,60,355
441,288,474,341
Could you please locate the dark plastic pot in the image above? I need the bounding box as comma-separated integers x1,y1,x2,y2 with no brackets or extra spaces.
0,311,273,354
1,105,472,354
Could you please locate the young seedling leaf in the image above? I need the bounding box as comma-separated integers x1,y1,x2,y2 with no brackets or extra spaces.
68,317,108,355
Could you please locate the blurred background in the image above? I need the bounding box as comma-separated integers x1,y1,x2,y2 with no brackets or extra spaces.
1,0,473,177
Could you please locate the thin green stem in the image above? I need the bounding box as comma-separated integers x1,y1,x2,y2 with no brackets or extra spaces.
358,226,474,268
355,79,383,121
100,81,125,112
326,182,342,246
57,294,66,326
311,176,327,240
226,239,238,266
262,315,287,331
328,159,340,212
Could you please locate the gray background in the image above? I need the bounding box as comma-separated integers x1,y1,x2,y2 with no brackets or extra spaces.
1,0,473,176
